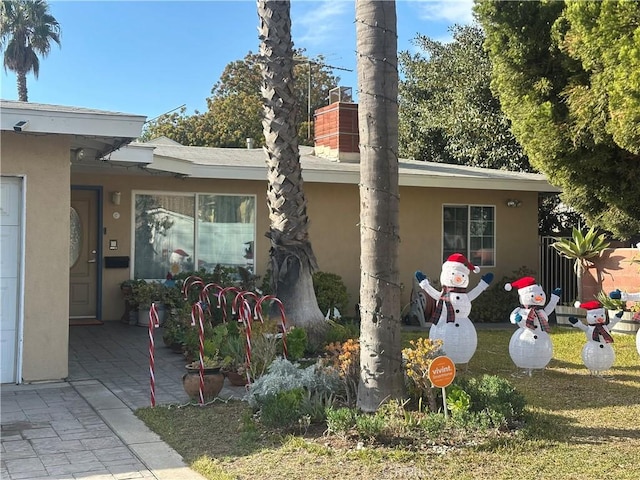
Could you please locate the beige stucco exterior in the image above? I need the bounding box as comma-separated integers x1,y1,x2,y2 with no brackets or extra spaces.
2,132,71,381
71,171,541,323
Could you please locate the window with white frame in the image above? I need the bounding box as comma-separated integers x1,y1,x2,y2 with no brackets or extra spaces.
443,205,495,267
133,192,256,280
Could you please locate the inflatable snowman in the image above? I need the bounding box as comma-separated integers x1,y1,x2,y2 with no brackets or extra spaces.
610,289,640,357
504,277,561,375
415,253,493,364
570,300,623,375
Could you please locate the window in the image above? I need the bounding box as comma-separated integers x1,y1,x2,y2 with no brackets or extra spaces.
133,193,255,280
443,205,494,267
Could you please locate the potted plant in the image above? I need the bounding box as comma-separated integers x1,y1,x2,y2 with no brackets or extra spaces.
551,227,610,325
182,354,227,400
132,280,171,326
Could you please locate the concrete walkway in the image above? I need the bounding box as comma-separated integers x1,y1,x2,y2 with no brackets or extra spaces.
1,321,246,480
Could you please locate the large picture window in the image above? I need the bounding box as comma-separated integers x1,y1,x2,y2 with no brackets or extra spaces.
443,205,495,267
134,193,255,280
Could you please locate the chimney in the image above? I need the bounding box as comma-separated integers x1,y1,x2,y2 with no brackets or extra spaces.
314,87,359,162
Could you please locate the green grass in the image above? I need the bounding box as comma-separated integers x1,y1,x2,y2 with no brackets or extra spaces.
136,327,640,480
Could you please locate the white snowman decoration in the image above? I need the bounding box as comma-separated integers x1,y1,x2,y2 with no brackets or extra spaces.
504,277,560,375
570,300,622,375
415,253,493,364
610,289,640,357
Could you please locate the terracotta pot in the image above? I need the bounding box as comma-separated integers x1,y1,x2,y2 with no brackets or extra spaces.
224,370,249,386
182,367,224,400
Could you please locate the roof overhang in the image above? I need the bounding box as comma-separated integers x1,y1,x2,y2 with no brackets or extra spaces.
0,100,147,161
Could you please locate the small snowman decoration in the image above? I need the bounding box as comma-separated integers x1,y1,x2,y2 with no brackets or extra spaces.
415,253,493,365
610,289,640,357
504,277,561,375
570,300,623,375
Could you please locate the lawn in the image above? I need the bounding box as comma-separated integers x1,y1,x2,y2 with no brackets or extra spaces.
136,327,640,480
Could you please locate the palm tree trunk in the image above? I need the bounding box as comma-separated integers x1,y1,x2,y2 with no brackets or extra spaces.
257,0,325,343
355,0,404,412
17,71,28,101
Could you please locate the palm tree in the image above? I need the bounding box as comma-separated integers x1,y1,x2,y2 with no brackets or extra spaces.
355,0,404,412
0,0,61,102
257,1,325,343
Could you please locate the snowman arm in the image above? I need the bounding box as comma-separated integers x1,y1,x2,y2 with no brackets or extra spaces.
608,312,623,329
418,279,442,301
621,292,640,302
543,294,561,316
571,320,588,332
467,279,490,302
509,307,522,324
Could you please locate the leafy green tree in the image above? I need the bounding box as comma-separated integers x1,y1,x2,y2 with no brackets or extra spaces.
0,0,60,101
142,51,339,147
475,0,640,239
399,24,531,172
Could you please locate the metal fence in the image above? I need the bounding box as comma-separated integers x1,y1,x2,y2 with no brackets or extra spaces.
539,236,578,303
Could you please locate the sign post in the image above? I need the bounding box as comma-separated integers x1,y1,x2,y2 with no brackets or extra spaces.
428,356,456,418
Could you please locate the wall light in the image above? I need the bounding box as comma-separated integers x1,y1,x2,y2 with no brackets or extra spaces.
111,191,121,206
74,148,85,161
13,120,29,132
506,199,522,208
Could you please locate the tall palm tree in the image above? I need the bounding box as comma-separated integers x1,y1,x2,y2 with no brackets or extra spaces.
257,0,325,343
356,0,404,412
0,0,61,101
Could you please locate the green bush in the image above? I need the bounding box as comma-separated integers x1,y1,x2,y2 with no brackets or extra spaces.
284,326,308,360
354,412,386,440
324,319,359,345
258,388,306,429
471,266,536,323
454,375,526,427
312,271,349,317
325,406,357,436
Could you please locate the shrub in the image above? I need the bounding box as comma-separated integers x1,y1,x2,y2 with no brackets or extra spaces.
312,271,349,317
402,337,444,412
324,319,359,345
283,326,307,360
258,388,306,429
325,406,357,437
454,375,526,427
323,339,360,406
472,266,536,323
355,413,386,440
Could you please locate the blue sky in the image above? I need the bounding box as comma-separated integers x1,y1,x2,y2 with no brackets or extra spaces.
0,0,474,120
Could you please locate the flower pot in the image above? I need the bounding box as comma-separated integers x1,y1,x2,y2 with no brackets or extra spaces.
555,306,585,326
182,366,225,400
137,304,167,327
224,370,249,386
608,310,640,335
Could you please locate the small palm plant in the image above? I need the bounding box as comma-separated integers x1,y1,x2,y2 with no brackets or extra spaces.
551,227,610,302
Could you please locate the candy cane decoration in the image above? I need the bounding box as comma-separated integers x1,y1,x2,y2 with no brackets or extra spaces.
181,275,204,300
148,302,161,407
256,295,288,359
235,294,255,384
201,283,222,319
190,302,206,405
217,286,240,322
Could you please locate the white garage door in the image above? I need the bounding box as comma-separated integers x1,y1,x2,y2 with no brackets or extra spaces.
1,176,23,384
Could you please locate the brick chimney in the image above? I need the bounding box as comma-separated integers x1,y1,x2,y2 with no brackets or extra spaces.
314,102,359,163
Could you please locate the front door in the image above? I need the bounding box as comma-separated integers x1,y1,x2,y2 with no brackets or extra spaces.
70,189,99,318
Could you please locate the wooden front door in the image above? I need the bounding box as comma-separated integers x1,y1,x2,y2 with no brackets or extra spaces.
69,189,99,318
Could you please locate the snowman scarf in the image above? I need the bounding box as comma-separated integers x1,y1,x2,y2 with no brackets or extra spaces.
524,305,550,332
431,287,466,324
590,322,614,343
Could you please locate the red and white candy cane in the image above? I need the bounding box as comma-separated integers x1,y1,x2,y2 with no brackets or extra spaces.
201,283,222,318
148,302,161,407
217,286,240,322
235,294,255,384
181,275,204,300
256,295,288,359
190,302,206,405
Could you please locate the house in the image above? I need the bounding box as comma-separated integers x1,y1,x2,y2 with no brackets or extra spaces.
0,98,559,384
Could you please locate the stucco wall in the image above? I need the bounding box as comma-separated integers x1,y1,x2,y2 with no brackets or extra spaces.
72,170,541,320
2,132,71,382
583,248,640,302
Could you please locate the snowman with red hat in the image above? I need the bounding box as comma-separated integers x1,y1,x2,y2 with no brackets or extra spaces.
504,277,561,375
570,300,623,375
415,253,493,364
609,289,640,357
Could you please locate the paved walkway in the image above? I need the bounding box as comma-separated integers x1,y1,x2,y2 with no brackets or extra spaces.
1,321,246,480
